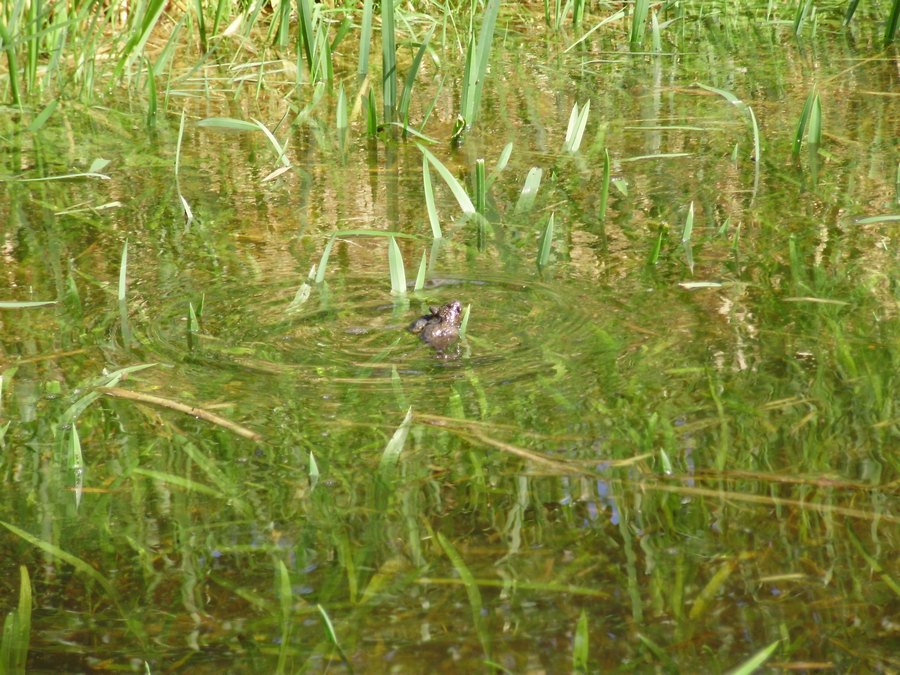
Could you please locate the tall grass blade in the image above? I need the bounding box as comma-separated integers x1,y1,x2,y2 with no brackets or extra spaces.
885,0,899,46
682,201,695,275
474,158,486,214
792,88,816,159
115,0,167,80
0,565,32,674
459,304,471,339
725,640,780,675
436,532,491,658
315,235,337,284
485,142,513,190
414,250,427,291
573,610,588,673
118,240,128,303
538,212,555,267
297,0,315,80
358,0,374,79
398,28,433,135
514,167,543,214
175,109,194,223
381,0,397,126
379,406,412,473
146,59,157,128
0,521,124,618
275,560,292,675
422,157,442,239
563,100,590,153
457,0,501,141
0,20,22,105
69,425,83,472
316,604,353,672
366,88,378,138
388,236,407,295
630,0,650,50
417,144,476,216
27,101,57,133
807,93,822,147
599,148,611,222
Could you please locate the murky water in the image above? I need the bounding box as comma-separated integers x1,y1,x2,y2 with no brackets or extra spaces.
1,7,898,673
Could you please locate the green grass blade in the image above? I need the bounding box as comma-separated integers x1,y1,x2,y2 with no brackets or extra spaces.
0,19,22,106
398,27,433,134
474,158,486,214
381,0,397,126
379,406,412,473
388,236,407,295
414,250,427,291
251,117,291,168
573,610,588,673
725,640,780,675
807,93,822,147
118,240,128,303
315,234,337,284
885,0,899,46
514,167,543,214
26,100,57,133
0,521,122,609
316,604,353,672
599,148,611,222
115,0,166,80
422,156,442,239
0,301,56,309
276,560,292,675
630,0,649,50
436,532,491,658
196,117,259,131
563,100,590,153
417,143,476,216
297,0,315,79
470,0,501,126
366,88,378,138
146,58,157,128
681,201,694,244
459,304,471,339
792,89,816,158
358,0,374,79
485,142,513,190
538,212,555,267
69,425,83,472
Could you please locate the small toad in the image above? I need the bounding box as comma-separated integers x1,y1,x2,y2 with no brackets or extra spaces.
407,300,463,354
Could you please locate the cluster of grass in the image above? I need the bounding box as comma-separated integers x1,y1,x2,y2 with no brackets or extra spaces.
1,0,898,672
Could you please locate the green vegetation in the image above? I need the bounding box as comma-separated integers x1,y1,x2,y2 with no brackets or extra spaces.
0,1,897,672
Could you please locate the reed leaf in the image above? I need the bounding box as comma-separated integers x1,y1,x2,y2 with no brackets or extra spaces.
381,0,397,126
573,610,588,673
563,100,590,153
630,0,650,50
398,28,433,135
725,640,780,675
514,167,543,214
599,148,611,222
388,236,407,295
417,143,476,215
414,250,427,291
358,0,374,79
538,212,555,267
422,156,442,239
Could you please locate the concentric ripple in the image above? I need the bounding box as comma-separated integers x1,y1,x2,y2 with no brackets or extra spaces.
140,271,615,401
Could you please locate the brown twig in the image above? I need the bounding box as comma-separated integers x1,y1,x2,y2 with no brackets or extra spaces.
101,387,262,442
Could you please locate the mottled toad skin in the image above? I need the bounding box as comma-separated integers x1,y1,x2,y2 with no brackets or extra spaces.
408,301,462,353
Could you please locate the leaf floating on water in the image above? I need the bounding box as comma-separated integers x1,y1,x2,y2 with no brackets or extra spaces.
0,301,56,309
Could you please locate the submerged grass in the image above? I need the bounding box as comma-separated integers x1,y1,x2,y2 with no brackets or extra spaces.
0,2,897,672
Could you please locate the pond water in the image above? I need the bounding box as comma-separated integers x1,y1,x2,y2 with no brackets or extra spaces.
1,4,898,673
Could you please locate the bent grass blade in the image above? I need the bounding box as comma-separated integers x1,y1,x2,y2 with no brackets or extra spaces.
417,143,476,216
